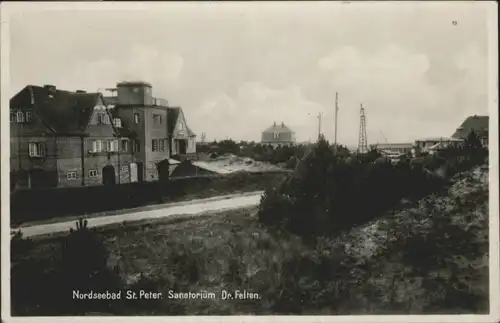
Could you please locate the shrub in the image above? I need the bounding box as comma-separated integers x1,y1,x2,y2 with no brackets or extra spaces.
56,218,124,314
258,136,447,239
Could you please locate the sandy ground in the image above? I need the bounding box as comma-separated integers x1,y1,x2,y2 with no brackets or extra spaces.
193,154,283,174
14,191,264,238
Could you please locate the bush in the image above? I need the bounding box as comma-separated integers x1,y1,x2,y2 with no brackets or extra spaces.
56,218,124,314
258,136,447,239
11,218,125,315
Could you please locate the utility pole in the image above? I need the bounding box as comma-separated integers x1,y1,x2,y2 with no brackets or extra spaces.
334,92,339,154
317,112,322,141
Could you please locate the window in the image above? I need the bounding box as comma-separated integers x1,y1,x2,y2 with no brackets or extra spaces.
178,122,184,130
26,111,33,122
10,112,15,123
273,132,280,139
90,140,103,153
152,139,165,152
16,111,24,123
67,172,78,180
29,142,46,157
133,139,140,153
134,113,140,124
121,165,128,172
106,139,119,152
113,118,122,128
121,139,128,152
97,112,110,124
153,114,162,125
88,169,98,177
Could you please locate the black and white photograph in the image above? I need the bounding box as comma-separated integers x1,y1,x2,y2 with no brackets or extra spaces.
1,1,499,321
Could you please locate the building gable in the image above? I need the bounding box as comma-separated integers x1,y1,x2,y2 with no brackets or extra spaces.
85,96,117,137
11,85,106,136
173,110,189,139
10,86,56,137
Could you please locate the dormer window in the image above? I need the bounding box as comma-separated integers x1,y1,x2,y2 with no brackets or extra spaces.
113,118,122,128
16,111,24,123
26,111,33,122
97,112,110,124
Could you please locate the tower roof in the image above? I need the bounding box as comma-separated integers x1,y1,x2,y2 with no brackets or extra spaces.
116,81,152,88
262,121,294,133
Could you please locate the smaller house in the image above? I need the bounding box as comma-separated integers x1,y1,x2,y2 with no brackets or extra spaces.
452,115,489,147
371,143,413,155
167,107,196,159
261,121,296,147
414,137,464,155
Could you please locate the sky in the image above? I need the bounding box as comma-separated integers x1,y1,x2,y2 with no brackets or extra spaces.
6,1,495,146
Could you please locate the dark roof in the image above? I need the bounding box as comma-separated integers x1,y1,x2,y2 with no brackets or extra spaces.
102,96,137,138
11,85,101,135
167,107,180,135
103,96,118,105
452,115,489,139
263,122,294,134
186,125,195,137
117,81,152,88
166,107,196,137
115,127,137,138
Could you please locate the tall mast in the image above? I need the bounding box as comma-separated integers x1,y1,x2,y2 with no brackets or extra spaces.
334,92,339,152
357,103,368,154
318,112,322,141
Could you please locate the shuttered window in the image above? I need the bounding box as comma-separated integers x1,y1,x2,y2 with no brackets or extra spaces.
16,111,24,123
121,139,128,152
90,140,103,153
28,142,46,157
105,140,119,152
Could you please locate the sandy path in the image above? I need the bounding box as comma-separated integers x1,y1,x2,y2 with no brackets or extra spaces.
14,191,264,238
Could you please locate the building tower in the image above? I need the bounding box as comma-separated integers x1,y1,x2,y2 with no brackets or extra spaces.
357,104,368,154
114,81,169,182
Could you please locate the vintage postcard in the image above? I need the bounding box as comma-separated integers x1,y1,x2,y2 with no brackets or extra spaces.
1,1,499,323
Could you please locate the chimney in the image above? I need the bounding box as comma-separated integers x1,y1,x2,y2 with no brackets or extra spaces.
273,121,276,126
281,122,284,127
44,84,56,91
44,84,56,98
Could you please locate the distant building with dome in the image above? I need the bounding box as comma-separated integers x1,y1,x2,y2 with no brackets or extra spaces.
261,121,296,147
